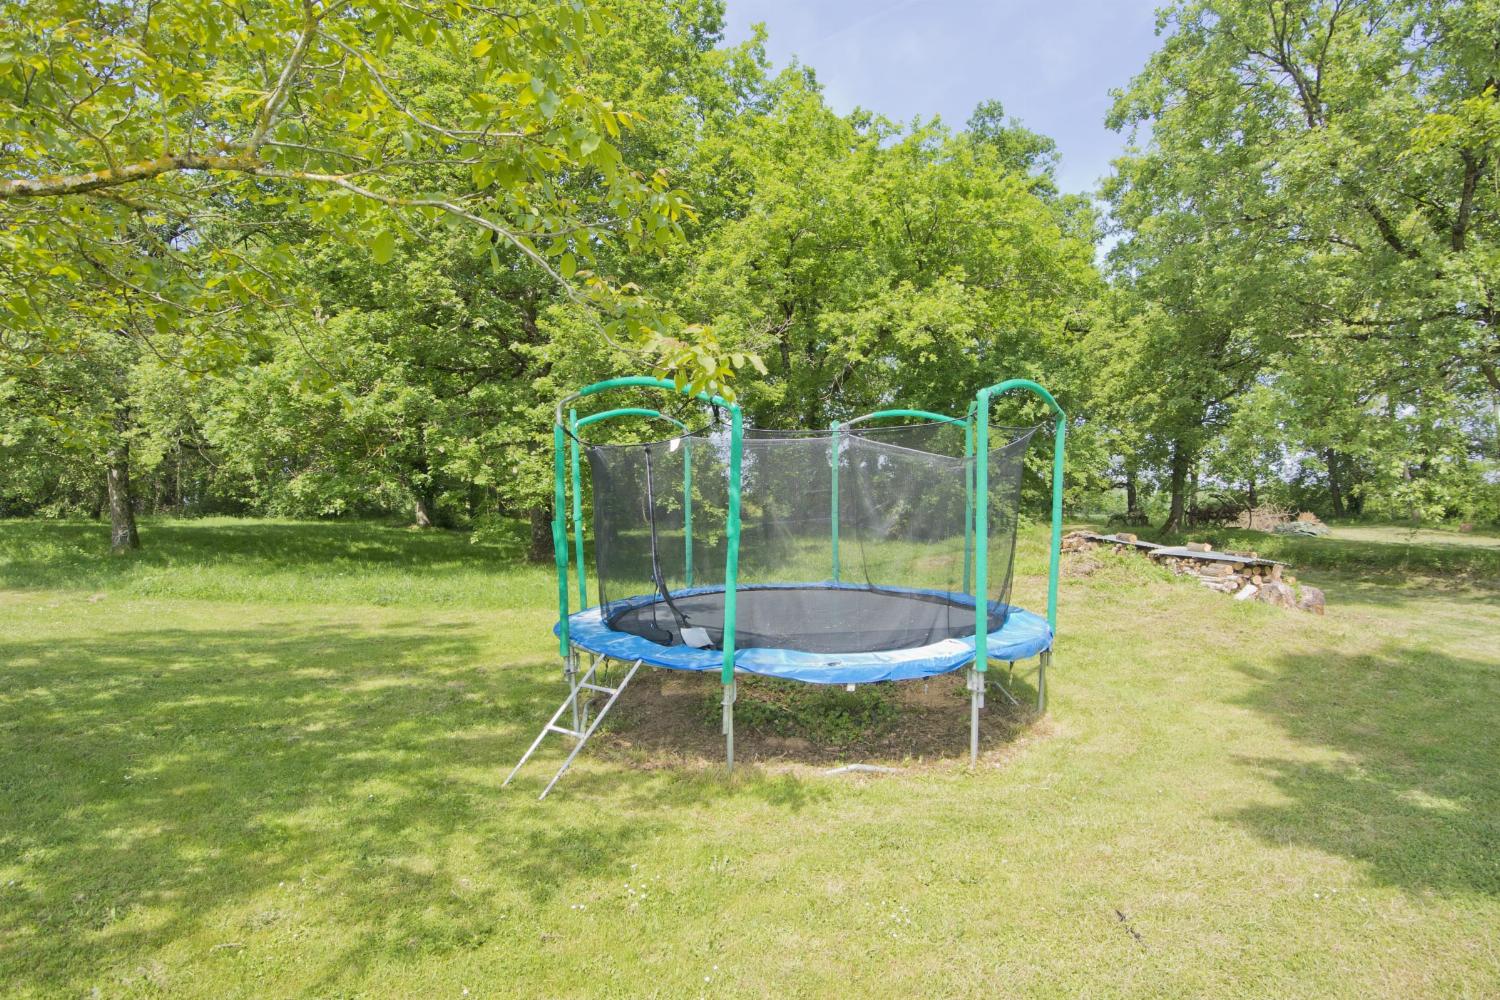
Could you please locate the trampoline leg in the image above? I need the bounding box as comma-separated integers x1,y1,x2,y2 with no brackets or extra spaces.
722,681,737,773
564,650,580,736
1038,650,1051,713
967,667,984,765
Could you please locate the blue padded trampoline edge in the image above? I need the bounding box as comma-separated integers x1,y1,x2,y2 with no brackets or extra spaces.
552,583,1054,684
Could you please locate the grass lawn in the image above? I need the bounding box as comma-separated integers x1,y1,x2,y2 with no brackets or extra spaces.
2,517,1497,997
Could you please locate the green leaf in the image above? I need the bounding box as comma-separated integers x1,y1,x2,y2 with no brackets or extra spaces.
371,230,397,265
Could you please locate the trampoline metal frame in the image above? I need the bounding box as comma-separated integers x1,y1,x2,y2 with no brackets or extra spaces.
521,374,1065,793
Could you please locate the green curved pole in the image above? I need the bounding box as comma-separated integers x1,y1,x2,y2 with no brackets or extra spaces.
843,408,970,429
555,376,735,425
574,407,684,430
570,408,586,610
972,379,1066,676
552,377,739,657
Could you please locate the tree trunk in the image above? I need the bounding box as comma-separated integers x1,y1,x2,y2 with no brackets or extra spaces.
414,494,436,528
1246,473,1258,510
1163,441,1189,534
1124,469,1139,515
1187,463,1200,527
527,505,553,563
1325,448,1346,519
106,437,140,554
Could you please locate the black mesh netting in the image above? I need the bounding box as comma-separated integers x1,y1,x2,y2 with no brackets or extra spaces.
585,421,1038,655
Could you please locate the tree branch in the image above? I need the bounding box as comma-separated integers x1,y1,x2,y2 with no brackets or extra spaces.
245,1,323,157
0,153,252,199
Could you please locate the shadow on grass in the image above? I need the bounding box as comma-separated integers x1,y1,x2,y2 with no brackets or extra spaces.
0,619,812,993
0,518,530,592
1225,643,1500,897
1312,572,1500,610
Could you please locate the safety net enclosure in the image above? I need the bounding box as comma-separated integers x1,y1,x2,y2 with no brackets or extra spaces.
583,420,1040,666
506,376,1066,796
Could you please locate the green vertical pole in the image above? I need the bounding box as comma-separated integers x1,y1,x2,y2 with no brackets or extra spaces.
830,420,841,582
971,377,1066,640
1047,417,1066,632
569,408,586,610
963,414,975,594
552,422,570,656
722,407,743,685
973,388,991,674
722,407,743,771
683,434,693,587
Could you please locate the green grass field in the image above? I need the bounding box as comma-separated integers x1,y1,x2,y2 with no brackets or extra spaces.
2,518,1497,997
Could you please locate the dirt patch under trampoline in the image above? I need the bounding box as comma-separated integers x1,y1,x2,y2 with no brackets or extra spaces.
583,665,1048,770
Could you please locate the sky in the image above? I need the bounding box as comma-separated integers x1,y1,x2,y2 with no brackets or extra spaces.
720,0,1165,197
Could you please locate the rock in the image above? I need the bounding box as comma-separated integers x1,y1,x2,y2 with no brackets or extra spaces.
1186,542,1213,552
1234,583,1258,601
1257,581,1296,608
1296,585,1326,615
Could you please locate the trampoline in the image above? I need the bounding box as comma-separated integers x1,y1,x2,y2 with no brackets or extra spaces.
506,375,1067,797
561,584,1052,682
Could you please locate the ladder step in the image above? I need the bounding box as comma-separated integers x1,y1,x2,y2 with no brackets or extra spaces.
504,657,645,799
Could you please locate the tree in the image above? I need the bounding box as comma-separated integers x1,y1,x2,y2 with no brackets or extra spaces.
965,99,1060,199
680,73,1099,432
1,0,736,550
1106,0,1499,527
157,1,765,553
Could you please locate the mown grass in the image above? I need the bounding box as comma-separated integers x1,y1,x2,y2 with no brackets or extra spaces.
1,517,1497,998
0,517,537,607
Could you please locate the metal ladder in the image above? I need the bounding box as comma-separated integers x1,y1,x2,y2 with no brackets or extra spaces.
504,656,643,800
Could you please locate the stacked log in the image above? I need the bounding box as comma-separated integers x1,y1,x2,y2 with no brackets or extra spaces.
1062,531,1326,614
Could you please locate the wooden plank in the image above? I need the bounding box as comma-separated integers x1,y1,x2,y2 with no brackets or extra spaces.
1147,546,1284,567
1076,532,1164,550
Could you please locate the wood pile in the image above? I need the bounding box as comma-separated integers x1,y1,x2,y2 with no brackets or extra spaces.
1234,505,1292,532
1064,531,1325,614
